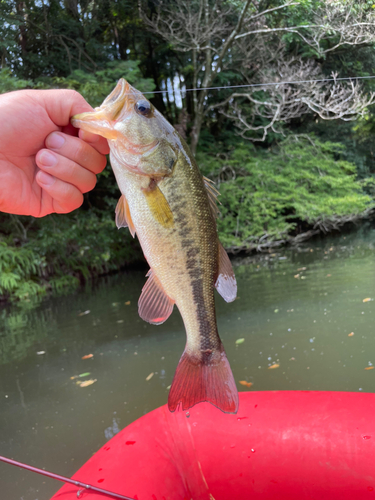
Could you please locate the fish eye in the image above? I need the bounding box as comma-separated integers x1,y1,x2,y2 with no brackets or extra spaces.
135,100,151,116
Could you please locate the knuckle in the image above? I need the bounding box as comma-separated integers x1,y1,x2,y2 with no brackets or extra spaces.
95,155,108,173
64,89,85,104
74,139,88,161
79,173,97,194
86,175,97,193
55,190,83,213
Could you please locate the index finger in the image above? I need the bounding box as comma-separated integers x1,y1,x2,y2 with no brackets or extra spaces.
79,129,110,155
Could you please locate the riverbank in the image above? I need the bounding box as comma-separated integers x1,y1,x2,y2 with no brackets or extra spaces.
1,136,373,303
1,213,373,306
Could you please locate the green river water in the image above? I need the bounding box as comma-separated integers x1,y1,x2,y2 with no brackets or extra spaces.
0,227,374,499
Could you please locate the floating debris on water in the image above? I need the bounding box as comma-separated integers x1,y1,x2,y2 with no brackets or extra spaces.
78,310,90,316
77,379,97,387
70,372,91,380
239,381,253,388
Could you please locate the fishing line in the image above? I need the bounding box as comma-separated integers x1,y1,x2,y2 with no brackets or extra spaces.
0,455,135,500
138,74,375,95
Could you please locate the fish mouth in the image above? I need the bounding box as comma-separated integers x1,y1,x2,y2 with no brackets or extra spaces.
71,79,128,140
71,79,158,155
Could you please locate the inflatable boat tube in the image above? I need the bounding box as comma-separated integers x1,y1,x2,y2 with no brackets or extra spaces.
51,391,375,500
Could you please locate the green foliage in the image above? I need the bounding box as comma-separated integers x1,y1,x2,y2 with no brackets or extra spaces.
2,0,375,304
0,242,46,300
28,209,140,277
0,208,143,302
198,136,373,250
47,60,155,107
0,68,32,93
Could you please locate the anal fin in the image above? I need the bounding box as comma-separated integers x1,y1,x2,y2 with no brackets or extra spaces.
168,344,238,414
115,194,136,237
215,243,237,303
138,269,174,325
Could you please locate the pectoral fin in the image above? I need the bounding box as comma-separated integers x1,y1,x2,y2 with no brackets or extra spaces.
115,194,136,238
143,182,174,228
138,269,174,324
215,243,237,303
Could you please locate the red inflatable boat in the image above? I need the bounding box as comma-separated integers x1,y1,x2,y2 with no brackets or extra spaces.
51,391,375,500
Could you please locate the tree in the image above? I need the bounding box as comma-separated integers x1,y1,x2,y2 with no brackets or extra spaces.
140,0,375,153
0,0,133,79
215,59,375,142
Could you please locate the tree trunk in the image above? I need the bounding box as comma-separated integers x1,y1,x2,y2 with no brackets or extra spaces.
16,2,28,55
190,109,204,156
1,49,6,68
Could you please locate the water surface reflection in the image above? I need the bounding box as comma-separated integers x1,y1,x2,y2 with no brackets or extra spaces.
0,228,374,499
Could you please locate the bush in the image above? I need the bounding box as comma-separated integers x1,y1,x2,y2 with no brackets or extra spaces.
0,209,143,302
0,241,46,301
198,136,373,251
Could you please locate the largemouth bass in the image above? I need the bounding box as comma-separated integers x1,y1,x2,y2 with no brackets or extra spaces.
72,79,238,413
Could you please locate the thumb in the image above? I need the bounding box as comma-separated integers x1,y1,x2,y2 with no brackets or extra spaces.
40,89,94,127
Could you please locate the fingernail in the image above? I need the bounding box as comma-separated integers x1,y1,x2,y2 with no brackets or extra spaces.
39,150,57,167
38,171,55,186
46,132,65,149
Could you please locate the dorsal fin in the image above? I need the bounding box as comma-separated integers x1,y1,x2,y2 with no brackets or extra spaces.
115,194,136,237
138,269,175,325
215,243,237,303
203,176,220,219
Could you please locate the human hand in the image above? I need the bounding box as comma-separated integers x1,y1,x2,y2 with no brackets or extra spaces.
0,89,109,217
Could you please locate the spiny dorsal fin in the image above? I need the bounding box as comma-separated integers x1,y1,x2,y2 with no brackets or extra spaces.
115,194,136,238
143,182,174,228
215,243,237,303
138,269,174,325
203,176,220,219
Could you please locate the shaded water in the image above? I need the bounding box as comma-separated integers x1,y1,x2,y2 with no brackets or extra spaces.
0,227,374,499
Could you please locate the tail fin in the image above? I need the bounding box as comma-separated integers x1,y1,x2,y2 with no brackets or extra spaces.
168,345,238,414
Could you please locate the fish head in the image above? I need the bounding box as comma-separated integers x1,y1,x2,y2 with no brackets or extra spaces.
72,79,179,177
